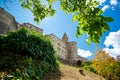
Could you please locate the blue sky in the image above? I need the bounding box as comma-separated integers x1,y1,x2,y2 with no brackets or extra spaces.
0,0,120,60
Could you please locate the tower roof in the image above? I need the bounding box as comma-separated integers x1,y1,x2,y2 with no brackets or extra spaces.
62,32,68,43
62,32,68,39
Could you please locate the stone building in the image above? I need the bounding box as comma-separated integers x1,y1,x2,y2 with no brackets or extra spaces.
62,33,78,60
20,23,43,34
0,8,43,34
46,34,67,59
17,23,43,34
46,33,79,61
0,8,18,34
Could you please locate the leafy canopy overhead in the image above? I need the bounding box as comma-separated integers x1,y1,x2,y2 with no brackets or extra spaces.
59,0,113,45
5,0,114,45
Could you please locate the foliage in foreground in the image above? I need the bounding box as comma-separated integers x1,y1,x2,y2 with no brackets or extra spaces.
91,50,120,80
0,28,59,79
19,0,113,44
4,0,113,44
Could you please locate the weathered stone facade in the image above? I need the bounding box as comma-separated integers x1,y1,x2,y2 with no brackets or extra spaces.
0,8,18,34
20,23,43,33
46,34,67,59
46,33,80,61
0,8,43,34
62,33,78,60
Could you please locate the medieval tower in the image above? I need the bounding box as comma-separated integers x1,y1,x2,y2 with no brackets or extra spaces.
46,32,78,61
62,33,78,60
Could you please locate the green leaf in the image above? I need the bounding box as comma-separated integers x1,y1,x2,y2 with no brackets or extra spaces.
101,22,110,30
87,37,91,45
93,34,100,44
98,9,103,15
21,2,27,8
94,8,103,15
104,17,114,22
72,15,77,21
104,25,110,30
47,0,53,3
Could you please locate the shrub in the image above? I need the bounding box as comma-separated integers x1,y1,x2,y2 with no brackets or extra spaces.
81,61,96,73
81,61,92,67
0,27,59,79
1,28,57,63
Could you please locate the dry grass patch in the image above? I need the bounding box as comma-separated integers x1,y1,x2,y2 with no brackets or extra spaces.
43,63,105,80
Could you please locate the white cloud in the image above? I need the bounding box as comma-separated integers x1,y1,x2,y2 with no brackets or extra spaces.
104,30,120,58
101,5,110,12
104,30,120,47
110,0,118,5
98,0,106,5
77,48,92,58
104,48,120,58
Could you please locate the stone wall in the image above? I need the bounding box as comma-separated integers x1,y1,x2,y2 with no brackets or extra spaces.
47,33,81,61
62,33,78,60
68,42,77,60
0,8,17,34
46,34,67,59
21,23,43,34
0,8,43,34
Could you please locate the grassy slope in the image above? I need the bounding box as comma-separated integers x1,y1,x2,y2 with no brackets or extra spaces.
43,63,105,80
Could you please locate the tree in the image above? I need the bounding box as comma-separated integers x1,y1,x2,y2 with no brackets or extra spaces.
92,50,120,80
3,0,114,45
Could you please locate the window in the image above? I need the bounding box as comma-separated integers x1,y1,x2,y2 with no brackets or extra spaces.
71,44,74,45
57,47,60,51
52,39,54,42
30,26,32,30
58,43,61,46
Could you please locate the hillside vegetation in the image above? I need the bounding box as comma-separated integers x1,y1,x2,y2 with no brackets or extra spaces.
43,63,105,80
0,28,58,79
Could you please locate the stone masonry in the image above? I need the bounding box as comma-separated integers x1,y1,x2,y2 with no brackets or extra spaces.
46,33,79,61
0,8,18,34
